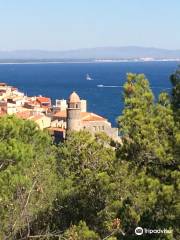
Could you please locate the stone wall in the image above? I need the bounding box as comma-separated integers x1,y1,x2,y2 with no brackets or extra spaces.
82,120,120,142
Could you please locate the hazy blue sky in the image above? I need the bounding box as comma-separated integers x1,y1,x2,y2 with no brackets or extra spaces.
0,0,180,50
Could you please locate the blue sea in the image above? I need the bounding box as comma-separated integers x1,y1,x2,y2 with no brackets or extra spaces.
0,61,179,126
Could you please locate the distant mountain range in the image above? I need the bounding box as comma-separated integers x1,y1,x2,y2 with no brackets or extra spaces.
0,46,180,61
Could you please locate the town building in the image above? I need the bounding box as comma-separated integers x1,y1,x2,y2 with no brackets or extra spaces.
0,82,121,143
50,91,121,142
53,98,87,112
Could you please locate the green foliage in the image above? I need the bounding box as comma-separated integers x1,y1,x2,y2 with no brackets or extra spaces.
0,69,179,240
118,73,175,168
54,131,117,236
117,73,179,239
118,73,156,166
0,116,58,239
170,66,180,114
170,66,180,175
63,221,100,240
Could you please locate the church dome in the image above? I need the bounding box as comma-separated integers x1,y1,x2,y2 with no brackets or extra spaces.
68,91,80,103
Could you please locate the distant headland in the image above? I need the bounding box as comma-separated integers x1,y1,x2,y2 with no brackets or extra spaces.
0,46,180,63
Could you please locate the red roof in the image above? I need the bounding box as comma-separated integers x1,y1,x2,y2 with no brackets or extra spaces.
36,96,51,104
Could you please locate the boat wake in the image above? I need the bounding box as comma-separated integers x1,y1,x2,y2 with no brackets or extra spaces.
97,85,123,88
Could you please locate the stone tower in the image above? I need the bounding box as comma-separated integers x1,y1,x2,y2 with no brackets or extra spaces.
67,91,82,131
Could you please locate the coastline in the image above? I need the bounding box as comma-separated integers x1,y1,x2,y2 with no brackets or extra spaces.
0,59,180,64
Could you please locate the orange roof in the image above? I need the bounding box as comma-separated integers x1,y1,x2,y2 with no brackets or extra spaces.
16,111,46,121
53,111,106,122
53,111,67,118
82,113,106,122
36,96,51,103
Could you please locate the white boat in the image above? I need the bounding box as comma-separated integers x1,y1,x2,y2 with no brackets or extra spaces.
97,84,104,87
86,74,93,80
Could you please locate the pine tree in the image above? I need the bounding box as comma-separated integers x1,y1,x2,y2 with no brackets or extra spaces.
116,73,179,239
0,116,58,239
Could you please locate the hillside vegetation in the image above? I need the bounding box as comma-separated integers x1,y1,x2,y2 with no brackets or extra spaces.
0,68,179,240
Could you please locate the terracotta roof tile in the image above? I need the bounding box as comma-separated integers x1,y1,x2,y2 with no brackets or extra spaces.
53,111,106,122
53,111,67,118
16,112,46,121
37,96,51,103
81,112,106,122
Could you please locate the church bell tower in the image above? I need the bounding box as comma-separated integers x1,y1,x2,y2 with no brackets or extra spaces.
67,91,82,131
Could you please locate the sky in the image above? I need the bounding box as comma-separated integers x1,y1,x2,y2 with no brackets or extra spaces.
0,0,180,51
